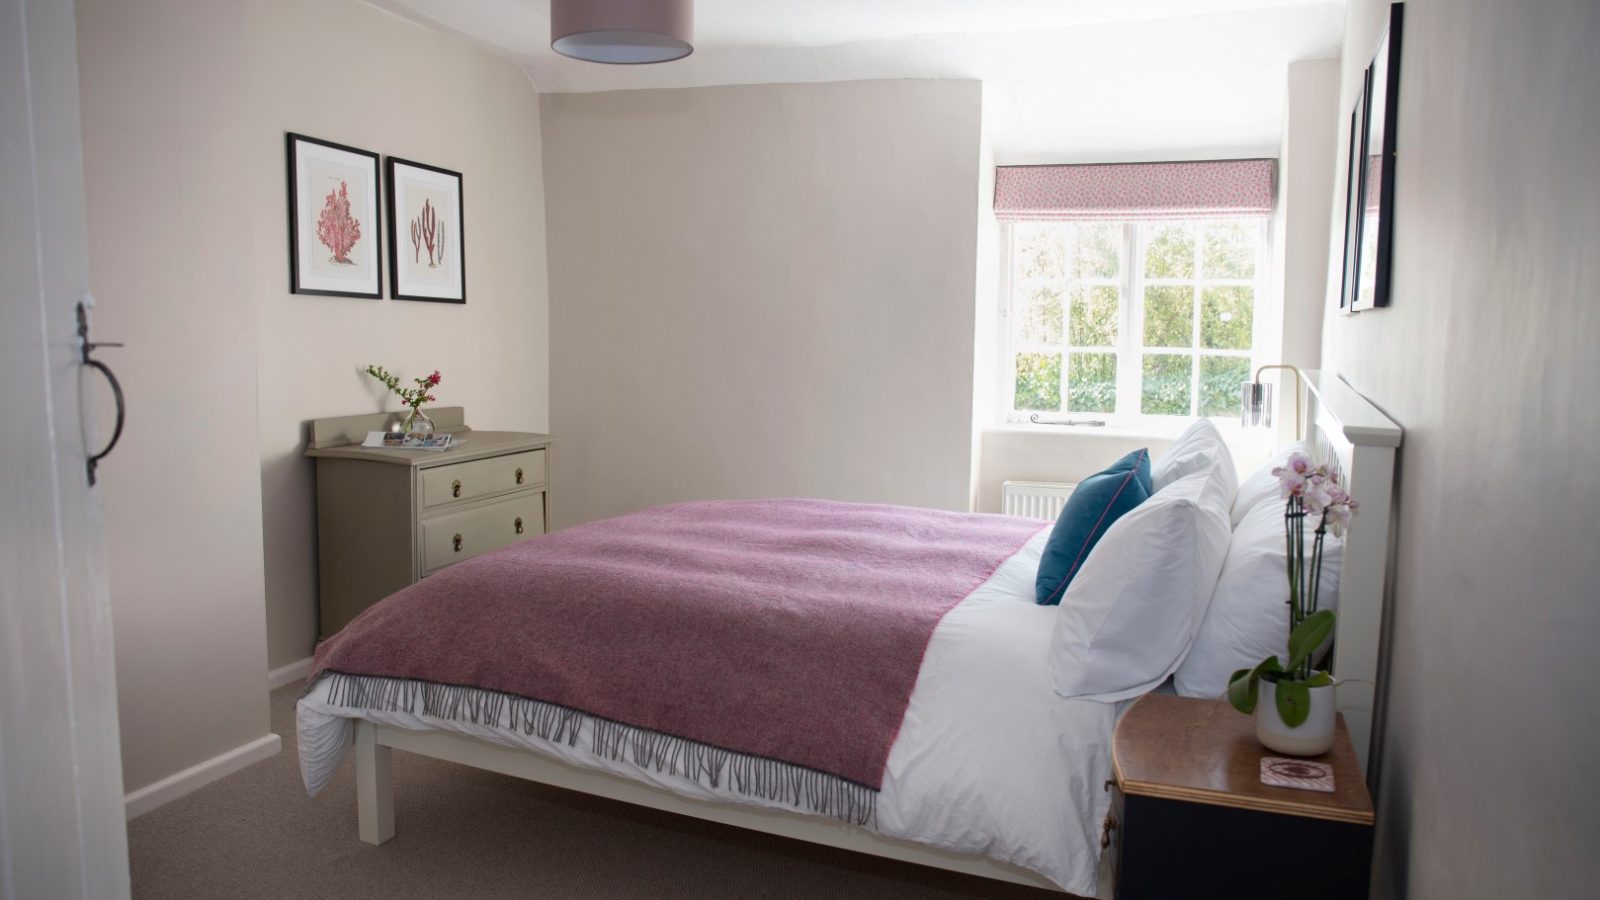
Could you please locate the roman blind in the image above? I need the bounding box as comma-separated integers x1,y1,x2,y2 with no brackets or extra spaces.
994,159,1276,222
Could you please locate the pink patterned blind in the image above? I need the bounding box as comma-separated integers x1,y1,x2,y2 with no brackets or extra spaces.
994,159,1276,222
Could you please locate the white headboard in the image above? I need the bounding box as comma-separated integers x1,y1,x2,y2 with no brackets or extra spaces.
1301,370,1402,785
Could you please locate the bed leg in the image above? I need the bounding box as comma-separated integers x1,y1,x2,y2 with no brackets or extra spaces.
355,720,395,845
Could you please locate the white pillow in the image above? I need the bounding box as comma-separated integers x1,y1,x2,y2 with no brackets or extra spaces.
1230,440,1310,527
1152,418,1239,507
1049,467,1232,702
1174,499,1344,699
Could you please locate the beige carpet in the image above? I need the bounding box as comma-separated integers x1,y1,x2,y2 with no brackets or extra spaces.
128,684,1071,899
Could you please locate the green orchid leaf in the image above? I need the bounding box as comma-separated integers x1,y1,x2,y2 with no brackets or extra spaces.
1227,668,1255,713
1305,670,1333,688
1275,679,1312,727
1287,609,1337,671
1227,657,1283,714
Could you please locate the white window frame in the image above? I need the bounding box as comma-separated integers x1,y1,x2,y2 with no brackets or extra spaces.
998,217,1272,428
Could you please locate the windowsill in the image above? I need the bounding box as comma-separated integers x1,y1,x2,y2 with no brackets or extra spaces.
989,417,1240,442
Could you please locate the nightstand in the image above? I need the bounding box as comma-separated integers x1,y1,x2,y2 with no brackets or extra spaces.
306,407,553,639
1108,694,1374,900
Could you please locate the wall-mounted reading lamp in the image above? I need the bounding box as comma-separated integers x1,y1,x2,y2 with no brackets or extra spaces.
1240,364,1305,440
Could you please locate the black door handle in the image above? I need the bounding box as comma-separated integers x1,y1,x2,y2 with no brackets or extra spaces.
77,300,126,487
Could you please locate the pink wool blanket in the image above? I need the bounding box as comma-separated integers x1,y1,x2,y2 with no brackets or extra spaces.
310,499,1045,815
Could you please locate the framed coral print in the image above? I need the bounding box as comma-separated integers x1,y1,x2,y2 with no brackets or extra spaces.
386,157,465,303
286,133,381,299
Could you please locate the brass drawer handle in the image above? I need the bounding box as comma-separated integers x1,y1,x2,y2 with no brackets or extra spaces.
451,479,463,498
452,533,463,553
515,467,525,485
514,517,524,535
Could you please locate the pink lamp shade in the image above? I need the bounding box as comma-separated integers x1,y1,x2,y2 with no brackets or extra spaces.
550,0,694,65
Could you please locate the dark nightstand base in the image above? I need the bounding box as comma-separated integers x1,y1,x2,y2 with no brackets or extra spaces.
1115,793,1373,899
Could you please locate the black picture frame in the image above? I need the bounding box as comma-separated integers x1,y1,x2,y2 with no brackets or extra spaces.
1338,72,1370,311
286,133,382,299
385,157,466,304
1347,3,1404,311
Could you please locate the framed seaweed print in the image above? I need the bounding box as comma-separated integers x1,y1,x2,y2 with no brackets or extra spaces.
386,157,465,303
1352,2,1404,310
287,133,381,299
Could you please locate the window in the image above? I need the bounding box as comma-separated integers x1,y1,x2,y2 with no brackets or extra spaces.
1003,217,1269,424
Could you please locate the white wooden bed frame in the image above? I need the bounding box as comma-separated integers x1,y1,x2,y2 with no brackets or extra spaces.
348,369,1401,897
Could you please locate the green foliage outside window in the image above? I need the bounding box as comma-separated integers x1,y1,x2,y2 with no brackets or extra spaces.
1204,222,1257,278
1141,354,1193,415
1144,224,1195,278
1010,219,1262,420
1068,353,1117,413
1200,356,1252,417
1015,225,1065,279
1143,285,1194,348
1014,352,1061,411
1074,224,1120,278
1018,285,1064,344
1202,286,1254,350
1069,286,1119,347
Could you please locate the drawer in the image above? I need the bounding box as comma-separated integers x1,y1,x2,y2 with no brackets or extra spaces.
420,492,545,573
420,449,545,509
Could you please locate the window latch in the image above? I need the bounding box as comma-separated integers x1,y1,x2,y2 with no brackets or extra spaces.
1029,414,1106,427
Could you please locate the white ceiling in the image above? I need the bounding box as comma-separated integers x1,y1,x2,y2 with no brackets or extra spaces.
368,0,1344,163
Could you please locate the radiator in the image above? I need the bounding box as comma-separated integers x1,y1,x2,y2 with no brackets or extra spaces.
1001,480,1077,520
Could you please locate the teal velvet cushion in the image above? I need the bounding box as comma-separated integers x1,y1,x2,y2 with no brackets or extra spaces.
1035,448,1153,605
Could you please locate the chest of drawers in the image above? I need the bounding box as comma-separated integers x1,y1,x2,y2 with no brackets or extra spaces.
306,407,553,639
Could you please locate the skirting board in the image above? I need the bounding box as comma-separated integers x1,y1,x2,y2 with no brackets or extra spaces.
124,732,282,820
268,656,314,690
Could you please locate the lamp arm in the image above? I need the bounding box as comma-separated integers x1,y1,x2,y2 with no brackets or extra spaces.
1253,364,1306,441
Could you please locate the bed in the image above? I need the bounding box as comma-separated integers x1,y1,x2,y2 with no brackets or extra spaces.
298,370,1400,897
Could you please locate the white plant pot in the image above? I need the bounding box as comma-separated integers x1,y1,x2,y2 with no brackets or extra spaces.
1255,679,1336,757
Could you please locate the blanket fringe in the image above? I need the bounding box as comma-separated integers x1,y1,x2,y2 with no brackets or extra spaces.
312,671,877,827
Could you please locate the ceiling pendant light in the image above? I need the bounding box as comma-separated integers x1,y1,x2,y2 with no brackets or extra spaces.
550,0,694,65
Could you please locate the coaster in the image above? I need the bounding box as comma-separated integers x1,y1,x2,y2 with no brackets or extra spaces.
1260,756,1335,792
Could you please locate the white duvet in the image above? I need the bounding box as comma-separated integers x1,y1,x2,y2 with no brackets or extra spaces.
298,530,1120,895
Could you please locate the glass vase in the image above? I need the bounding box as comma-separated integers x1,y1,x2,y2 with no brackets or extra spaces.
400,407,434,435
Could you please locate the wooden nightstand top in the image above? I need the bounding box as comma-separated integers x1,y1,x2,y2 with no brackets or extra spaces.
1113,694,1374,826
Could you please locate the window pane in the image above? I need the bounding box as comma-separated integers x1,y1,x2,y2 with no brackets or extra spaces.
1067,352,1117,413
1074,223,1120,278
1069,285,1118,347
1143,285,1193,348
1201,286,1254,350
1016,284,1064,344
1141,353,1193,415
1015,224,1067,279
1204,222,1256,279
1144,223,1194,278
1200,356,1252,417
1014,352,1062,411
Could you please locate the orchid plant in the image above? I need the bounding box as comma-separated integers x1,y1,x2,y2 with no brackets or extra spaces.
365,364,441,432
1227,452,1358,727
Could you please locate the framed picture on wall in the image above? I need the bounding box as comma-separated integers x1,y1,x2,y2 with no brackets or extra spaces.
1352,2,1404,310
386,157,465,303
1338,73,1369,311
286,133,382,299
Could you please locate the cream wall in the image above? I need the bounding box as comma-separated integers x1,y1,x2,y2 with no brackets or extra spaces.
76,0,549,796
1320,1,1600,896
541,80,983,528
76,0,271,795
249,0,548,670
